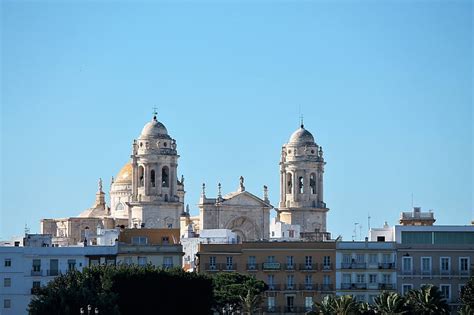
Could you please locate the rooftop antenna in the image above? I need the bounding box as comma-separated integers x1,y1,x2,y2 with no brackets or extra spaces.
368,213,371,235
359,224,363,240
24,223,30,235
353,222,359,241
411,193,414,208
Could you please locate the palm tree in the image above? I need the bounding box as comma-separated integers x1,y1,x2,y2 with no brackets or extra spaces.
331,295,359,315
405,285,450,314
314,295,336,315
373,291,406,314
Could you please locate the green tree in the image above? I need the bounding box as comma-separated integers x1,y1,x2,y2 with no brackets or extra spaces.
314,295,358,315
405,284,450,315
372,291,406,314
313,295,336,315
460,275,474,309
29,264,214,315
211,272,267,314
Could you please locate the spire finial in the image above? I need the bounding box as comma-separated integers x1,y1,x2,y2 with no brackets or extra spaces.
152,106,158,121
201,183,206,197
218,182,222,198
300,114,304,128
98,178,103,193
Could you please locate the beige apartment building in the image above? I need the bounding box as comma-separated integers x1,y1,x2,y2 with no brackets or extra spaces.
197,241,336,314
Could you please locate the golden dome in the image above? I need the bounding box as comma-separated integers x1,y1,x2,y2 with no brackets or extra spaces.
114,163,132,184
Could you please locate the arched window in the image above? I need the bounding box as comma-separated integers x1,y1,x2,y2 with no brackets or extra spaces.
286,173,292,194
116,203,124,211
310,173,316,194
162,166,169,187
138,166,144,187
298,176,304,194
150,169,156,187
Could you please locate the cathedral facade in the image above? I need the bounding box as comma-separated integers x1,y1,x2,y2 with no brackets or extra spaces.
41,114,329,244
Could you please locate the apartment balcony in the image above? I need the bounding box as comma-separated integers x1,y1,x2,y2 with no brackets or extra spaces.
341,283,367,290
378,283,395,290
267,284,281,291
246,264,259,271
321,263,333,271
263,306,281,313
341,262,367,269
47,270,59,276
30,270,43,276
378,262,395,269
203,263,237,271
284,284,297,291
298,263,317,271
320,284,334,291
299,283,317,291
262,262,281,271
283,263,296,271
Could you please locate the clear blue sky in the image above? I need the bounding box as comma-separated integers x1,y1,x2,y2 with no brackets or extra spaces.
1,0,472,240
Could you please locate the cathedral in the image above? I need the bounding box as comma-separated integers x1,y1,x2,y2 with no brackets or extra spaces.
41,113,329,244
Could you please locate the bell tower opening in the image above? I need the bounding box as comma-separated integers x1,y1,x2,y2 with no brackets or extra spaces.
162,166,169,187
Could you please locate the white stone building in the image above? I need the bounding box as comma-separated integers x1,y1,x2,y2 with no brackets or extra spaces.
276,122,329,234
0,235,117,315
270,218,301,241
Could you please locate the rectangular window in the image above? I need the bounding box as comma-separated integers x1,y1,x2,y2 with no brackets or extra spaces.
369,274,377,284
356,254,365,263
440,257,451,274
323,256,331,268
267,274,275,285
305,256,312,266
163,257,173,268
402,284,413,295
440,285,451,301
323,275,331,285
4,299,11,309
356,274,365,283
248,256,256,267
382,274,391,284
287,274,294,288
209,256,216,266
267,296,275,309
342,254,351,264
421,257,432,274
137,257,147,266
49,259,59,276
342,274,351,284
226,256,233,269
33,259,41,272
402,257,412,273
68,259,76,271
4,259,11,267
267,256,276,263
287,256,294,267
286,296,294,307
90,259,99,266
4,278,11,287
131,236,148,245
382,254,391,263
369,254,377,264
305,296,313,310
305,274,312,285
289,230,295,238
32,281,41,289
460,257,469,274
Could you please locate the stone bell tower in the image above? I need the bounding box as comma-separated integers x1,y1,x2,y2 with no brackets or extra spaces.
276,121,329,233
127,113,185,229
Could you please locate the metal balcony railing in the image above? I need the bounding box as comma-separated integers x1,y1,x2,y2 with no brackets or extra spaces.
263,306,281,313
321,263,333,271
299,283,317,291
298,263,317,271
267,284,281,291
378,283,395,290
262,262,281,270
47,270,59,276
341,262,367,269
283,263,296,271
284,284,296,291
246,264,258,271
378,262,395,269
30,287,41,295
320,284,334,291
30,270,42,276
341,283,367,290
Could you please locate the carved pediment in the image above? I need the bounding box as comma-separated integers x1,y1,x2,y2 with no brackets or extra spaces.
222,191,272,208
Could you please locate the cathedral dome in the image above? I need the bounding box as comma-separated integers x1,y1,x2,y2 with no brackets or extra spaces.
114,163,132,184
289,125,315,145
139,115,170,139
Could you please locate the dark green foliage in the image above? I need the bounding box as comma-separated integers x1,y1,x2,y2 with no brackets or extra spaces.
372,291,406,314
211,272,267,314
29,265,214,315
460,275,474,309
